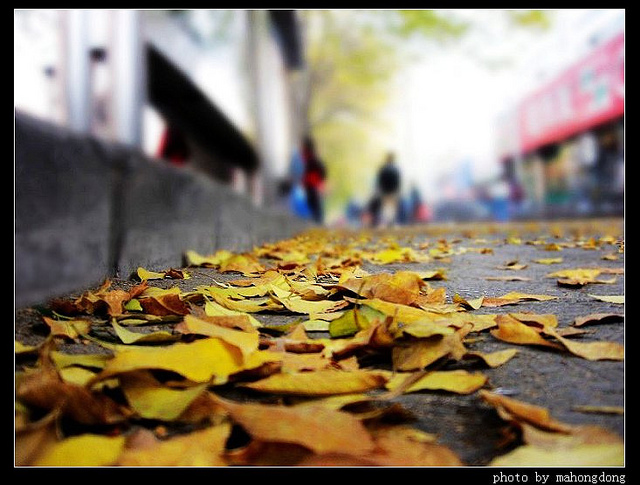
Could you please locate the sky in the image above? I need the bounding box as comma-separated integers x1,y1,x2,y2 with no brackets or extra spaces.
386,9,624,204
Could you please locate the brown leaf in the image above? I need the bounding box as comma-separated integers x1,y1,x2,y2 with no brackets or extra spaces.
74,280,147,316
338,271,426,305
138,288,189,316
479,390,572,433
573,313,624,327
222,401,376,455
16,364,131,425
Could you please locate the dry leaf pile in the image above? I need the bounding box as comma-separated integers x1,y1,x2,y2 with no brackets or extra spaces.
15,221,624,467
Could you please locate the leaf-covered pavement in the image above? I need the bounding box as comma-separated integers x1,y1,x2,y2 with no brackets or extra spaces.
15,218,624,467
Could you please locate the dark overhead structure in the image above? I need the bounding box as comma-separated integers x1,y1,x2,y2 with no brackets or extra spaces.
268,10,304,70
146,43,260,172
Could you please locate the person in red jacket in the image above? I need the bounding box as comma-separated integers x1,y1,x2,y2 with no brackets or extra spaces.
301,136,327,224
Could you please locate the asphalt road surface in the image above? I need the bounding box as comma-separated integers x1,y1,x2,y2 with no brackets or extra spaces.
15,217,624,467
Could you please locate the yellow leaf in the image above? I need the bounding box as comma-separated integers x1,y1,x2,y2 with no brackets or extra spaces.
219,253,265,275
203,299,262,328
588,294,624,304
239,369,388,396
361,298,435,323
543,326,624,361
15,340,40,354
509,312,558,329
175,314,259,357
117,423,231,466
58,366,98,386
184,249,233,267
136,266,167,281
386,369,487,394
464,348,518,367
120,371,208,421
490,314,563,350
95,338,245,384
483,291,558,307
50,351,110,371
453,294,484,310
534,257,563,264
392,332,467,371
273,293,348,315
205,287,281,313
33,434,126,466
111,320,178,345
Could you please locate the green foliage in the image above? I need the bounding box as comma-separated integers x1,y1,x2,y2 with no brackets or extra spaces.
301,10,552,220
507,10,552,30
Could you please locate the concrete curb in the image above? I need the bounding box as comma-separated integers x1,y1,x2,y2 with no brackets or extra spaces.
15,112,311,308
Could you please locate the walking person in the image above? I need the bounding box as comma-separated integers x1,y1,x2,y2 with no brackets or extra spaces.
375,152,402,227
301,136,327,224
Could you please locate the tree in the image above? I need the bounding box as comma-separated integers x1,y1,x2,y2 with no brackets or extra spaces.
299,10,551,220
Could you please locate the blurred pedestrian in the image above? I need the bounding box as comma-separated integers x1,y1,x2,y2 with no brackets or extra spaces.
375,152,401,227
301,136,327,224
409,184,431,223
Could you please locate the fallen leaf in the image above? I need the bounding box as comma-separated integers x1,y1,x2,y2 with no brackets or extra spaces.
573,313,624,327
479,390,572,432
543,326,624,361
219,253,265,275
16,346,131,425
42,316,91,341
94,337,245,384
385,369,487,395
392,331,467,371
184,249,233,267
482,291,558,307
453,294,484,310
33,434,126,466
337,271,426,305
74,280,146,317
588,294,624,304
222,400,376,455
119,370,208,421
175,314,259,357
490,314,563,350
117,423,231,466
464,348,518,368
572,405,624,415
138,286,189,316
111,320,178,344
534,257,563,264
239,369,388,396
485,275,532,282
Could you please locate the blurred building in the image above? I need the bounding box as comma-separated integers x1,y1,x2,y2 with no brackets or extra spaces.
495,10,624,219
14,10,306,206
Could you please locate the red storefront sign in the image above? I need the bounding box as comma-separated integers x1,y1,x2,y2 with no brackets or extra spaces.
518,31,624,154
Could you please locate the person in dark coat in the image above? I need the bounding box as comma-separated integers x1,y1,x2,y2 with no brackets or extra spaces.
375,152,401,226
